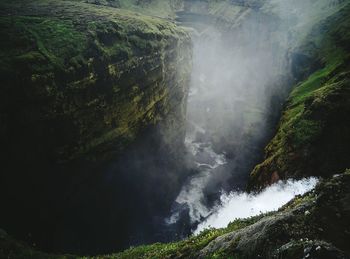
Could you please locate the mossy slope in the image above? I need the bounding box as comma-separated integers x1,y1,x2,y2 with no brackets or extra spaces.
249,3,350,189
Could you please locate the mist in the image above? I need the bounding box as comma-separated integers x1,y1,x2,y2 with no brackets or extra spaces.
167,0,337,229
167,4,290,227
195,177,318,234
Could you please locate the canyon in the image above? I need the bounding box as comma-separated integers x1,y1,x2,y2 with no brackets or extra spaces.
0,0,350,258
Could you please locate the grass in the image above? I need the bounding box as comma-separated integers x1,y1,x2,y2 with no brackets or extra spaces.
0,16,87,71
0,214,269,259
95,214,269,259
0,0,189,70
290,66,335,106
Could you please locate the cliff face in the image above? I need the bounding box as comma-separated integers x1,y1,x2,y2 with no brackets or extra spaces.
249,2,350,189
0,0,191,163
0,0,192,254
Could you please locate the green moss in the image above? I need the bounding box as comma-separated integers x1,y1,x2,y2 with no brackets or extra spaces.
0,15,87,72
249,3,350,187
290,65,335,106
0,0,192,162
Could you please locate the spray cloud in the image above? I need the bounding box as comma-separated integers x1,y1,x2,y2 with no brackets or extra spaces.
168,0,339,227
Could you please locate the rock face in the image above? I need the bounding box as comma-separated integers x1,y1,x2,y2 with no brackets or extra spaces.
0,0,191,163
0,0,192,254
249,2,350,189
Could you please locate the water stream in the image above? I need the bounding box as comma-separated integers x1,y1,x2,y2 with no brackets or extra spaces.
165,10,292,233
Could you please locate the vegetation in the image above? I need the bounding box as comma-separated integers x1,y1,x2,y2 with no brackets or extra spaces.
0,2,192,254
109,214,268,259
249,3,350,188
0,0,191,162
102,170,350,258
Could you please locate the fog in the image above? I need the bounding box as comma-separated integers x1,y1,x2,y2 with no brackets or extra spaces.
167,0,337,229
195,177,318,233
167,4,290,227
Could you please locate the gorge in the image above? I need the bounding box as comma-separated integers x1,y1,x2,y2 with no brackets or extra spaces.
1,0,350,258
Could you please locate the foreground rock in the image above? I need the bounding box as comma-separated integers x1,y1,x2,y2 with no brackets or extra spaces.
1,171,349,258
199,172,350,258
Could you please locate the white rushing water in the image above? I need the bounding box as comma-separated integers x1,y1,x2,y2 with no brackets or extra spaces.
194,177,318,234
166,133,227,224
165,18,279,226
